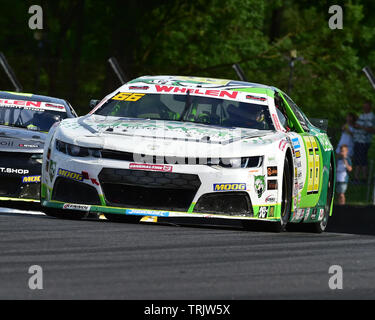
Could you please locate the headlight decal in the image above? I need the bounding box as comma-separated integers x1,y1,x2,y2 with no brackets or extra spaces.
207,156,263,168
55,139,101,158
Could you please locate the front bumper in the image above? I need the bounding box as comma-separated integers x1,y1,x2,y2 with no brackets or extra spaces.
42,153,282,221
0,152,42,203
41,199,281,223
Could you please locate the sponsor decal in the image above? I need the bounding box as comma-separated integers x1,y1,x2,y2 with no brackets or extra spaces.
0,99,65,112
258,206,268,219
155,85,239,99
310,208,317,220
268,206,275,217
126,209,169,217
129,163,173,172
22,175,41,183
272,114,281,130
292,137,301,149
302,209,310,221
267,166,277,177
295,150,301,158
254,175,266,198
81,171,100,186
213,183,246,191
316,133,333,151
57,168,83,181
111,92,145,102
292,209,304,222
91,178,100,186
0,140,13,146
128,86,149,90
296,209,305,220
0,167,29,175
248,168,260,174
318,208,325,221
63,203,91,211
267,179,278,190
294,182,298,194
265,195,276,203
18,143,39,148
278,139,288,151
246,95,267,102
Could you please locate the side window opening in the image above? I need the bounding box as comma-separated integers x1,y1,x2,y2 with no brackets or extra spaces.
275,94,294,131
282,93,310,132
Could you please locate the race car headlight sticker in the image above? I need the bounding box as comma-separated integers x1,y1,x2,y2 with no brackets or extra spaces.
55,139,101,158
208,156,263,168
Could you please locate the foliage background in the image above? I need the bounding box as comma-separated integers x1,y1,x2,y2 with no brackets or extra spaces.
0,0,374,146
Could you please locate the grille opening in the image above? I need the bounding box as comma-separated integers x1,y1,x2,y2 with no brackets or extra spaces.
98,168,201,189
98,168,201,211
102,183,195,211
52,177,101,205
0,176,22,196
194,192,253,217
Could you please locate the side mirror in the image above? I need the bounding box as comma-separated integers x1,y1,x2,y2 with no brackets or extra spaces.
310,118,328,132
89,99,100,109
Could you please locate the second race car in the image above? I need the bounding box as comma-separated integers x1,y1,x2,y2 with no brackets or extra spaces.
0,91,77,204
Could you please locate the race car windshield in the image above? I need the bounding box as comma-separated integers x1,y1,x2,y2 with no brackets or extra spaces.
0,107,67,132
95,93,274,130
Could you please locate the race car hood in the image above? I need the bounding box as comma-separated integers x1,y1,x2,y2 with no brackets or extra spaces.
57,115,285,158
0,125,46,153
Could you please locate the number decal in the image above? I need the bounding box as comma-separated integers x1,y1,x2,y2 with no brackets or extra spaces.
112,92,145,102
303,136,321,194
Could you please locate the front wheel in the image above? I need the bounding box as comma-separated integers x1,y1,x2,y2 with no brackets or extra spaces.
271,157,292,232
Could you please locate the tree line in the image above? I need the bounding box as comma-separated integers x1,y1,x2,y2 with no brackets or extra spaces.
0,0,374,141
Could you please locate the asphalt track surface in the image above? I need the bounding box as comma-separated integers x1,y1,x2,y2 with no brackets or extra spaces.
1,206,375,299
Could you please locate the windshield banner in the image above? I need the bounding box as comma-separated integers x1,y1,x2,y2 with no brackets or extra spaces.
0,99,66,112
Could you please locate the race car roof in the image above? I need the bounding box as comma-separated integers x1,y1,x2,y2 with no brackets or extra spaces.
128,75,277,98
130,75,277,90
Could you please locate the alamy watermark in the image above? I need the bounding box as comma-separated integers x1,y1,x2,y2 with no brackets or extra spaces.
328,265,343,290
328,5,343,30
28,5,43,30
28,265,43,290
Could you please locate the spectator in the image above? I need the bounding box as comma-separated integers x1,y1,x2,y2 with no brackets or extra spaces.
336,112,356,158
336,144,353,205
352,101,375,183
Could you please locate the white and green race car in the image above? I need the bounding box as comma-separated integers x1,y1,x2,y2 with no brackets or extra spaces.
41,75,335,232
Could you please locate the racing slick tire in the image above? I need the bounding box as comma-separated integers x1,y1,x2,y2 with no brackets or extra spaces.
42,207,87,220
308,160,334,233
271,157,292,232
